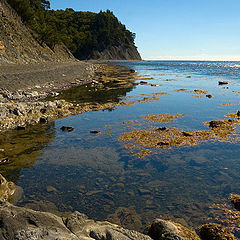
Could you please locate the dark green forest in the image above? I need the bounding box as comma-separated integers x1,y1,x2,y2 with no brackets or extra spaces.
7,0,136,59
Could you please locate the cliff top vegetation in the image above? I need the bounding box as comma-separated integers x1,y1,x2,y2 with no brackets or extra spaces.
7,0,136,59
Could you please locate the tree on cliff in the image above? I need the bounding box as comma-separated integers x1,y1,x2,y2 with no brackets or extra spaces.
7,0,136,59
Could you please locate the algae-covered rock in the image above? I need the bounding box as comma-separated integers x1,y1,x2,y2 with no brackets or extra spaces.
229,194,240,211
148,219,200,240
198,223,236,240
0,174,16,201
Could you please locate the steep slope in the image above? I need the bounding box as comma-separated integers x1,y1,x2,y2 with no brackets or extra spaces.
89,44,141,60
0,0,75,64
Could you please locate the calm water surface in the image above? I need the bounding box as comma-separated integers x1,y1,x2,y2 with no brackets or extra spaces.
1,61,240,230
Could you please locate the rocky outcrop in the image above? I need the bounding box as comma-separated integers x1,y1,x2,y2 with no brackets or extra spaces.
0,201,152,240
0,0,75,64
89,44,142,60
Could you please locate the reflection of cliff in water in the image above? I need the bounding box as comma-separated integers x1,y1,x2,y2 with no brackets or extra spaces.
50,67,137,104
0,122,56,182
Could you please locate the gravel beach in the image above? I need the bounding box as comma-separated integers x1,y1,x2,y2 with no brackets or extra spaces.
0,61,97,93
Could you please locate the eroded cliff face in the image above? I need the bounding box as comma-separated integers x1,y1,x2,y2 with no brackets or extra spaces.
89,44,142,61
0,0,75,64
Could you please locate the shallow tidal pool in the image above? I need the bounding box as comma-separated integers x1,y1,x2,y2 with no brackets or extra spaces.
1,61,240,232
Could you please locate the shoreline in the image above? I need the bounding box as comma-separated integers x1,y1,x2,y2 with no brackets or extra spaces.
0,62,137,131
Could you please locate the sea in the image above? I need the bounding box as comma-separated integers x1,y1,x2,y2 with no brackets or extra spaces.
1,61,240,232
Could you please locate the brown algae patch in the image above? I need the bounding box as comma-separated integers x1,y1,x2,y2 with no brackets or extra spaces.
174,88,190,93
141,113,185,123
193,89,208,95
222,103,235,106
174,89,210,98
117,112,240,158
151,92,168,96
119,92,168,107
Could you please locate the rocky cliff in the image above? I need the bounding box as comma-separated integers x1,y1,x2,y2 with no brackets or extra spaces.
0,0,75,64
89,44,142,60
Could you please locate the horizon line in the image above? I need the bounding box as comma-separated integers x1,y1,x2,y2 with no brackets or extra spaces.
143,59,240,62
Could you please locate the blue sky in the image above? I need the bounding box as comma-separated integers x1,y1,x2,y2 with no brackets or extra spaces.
50,0,240,60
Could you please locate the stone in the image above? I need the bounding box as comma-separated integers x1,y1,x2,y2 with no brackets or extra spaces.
13,108,22,116
156,127,167,131
229,194,240,211
206,94,213,98
61,126,74,132
39,117,48,123
90,130,101,134
208,120,224,129
46,186,58,193
218,81,229,85
182,132,193,137
138,188,151,195
198,223,236,240
16,126,26,130
237,110,240,117
148,219,200,240
40,108,47,114
0,157,9,165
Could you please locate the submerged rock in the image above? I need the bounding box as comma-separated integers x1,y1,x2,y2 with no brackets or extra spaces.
198,223,236,240
90,130,101,134
229,194,240,211
148,219,200,240
61,126,74,132
107,206,142,231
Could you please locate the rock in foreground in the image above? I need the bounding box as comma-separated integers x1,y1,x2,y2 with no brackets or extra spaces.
148,218,200,240
0,201,151,240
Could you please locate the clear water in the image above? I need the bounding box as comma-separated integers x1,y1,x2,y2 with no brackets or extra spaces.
1,61,240,231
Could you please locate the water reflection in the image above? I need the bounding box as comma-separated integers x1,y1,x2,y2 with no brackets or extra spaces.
49,65,137,104
0,122,56,182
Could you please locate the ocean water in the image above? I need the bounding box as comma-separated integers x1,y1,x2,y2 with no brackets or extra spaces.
1,61,240,231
